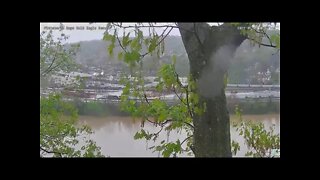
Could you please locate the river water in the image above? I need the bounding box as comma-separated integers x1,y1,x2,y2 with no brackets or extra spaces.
77,114,280,157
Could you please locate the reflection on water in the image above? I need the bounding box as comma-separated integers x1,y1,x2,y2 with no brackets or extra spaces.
78,114,280,157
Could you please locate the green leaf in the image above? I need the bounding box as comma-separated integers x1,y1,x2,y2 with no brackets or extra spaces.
108,43,115,56
137,30,143,39
172,55,177,65
271,34,280,49
155,145,164,151
175,140,181,152
122,32,131,47
155,82,164,92
122,84,130,95
133,129,146,140
144,38,150,46
162,148,172,157
103,33,113,41
161,41,165,55
130,37,142,52
118,52,124,60
158,112,167,122
224,73,228,88
133,131,142,140
157,46,160,58
148,36,158,53
124,51,141,63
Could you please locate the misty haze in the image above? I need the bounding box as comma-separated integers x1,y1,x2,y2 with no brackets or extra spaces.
40,22,280,158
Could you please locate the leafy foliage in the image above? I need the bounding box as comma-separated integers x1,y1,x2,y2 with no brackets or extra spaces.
232,106,280,157
231,140,240,156
231,23,280,50
40,30,80,77
40,94,104,157
116,55,195,157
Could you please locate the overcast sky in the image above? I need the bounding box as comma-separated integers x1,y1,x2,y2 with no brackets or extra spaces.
40,23,180,43
40,22,280,43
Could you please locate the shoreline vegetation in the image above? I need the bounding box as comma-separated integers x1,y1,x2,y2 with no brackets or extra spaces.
68,99,280,117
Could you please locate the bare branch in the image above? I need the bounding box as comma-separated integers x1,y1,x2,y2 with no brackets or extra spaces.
116,35,127,53
41,48,61,76
172,69,193,118
112,23,178,30
110,23,175,60
251,27,275,47
245,26,279,49
143,117,194,129
40,146,63,157
41,55,57,76
160,27,169,37
173,86,186,106
181,135,193,146
247,37,277,48
42,58,66,76
153,125,164,137
143,93,150,105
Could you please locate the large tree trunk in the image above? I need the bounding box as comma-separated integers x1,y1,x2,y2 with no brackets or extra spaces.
178,23,246,157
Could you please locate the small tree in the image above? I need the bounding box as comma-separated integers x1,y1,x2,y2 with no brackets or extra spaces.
40,30,103,157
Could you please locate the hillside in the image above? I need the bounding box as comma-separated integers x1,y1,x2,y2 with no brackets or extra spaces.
67,35,279,84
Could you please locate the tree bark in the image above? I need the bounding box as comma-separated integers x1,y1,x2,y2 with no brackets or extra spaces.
178,23,246,157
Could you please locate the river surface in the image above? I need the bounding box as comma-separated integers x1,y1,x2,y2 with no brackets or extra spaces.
77,114,280,157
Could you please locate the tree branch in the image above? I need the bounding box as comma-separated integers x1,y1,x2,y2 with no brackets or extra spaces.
116,35,127,53
141,27,173,58
41,55,57,76
159,27,169,37
172,86,186,106
112,23,178,30
251,27,276,48
41,57,67,76
247,37,277,48
142,91,193,129
41,48,61,76
143,93,150,105
40,146,63,157
244,26,279,49
152,125,164,137
181,135,193,146
111,23,175,60
143,117,194,129
172,69,193,118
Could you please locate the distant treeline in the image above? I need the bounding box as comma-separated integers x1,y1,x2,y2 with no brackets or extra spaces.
70,99,129,117
68,99,280,117
228,100,280,115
